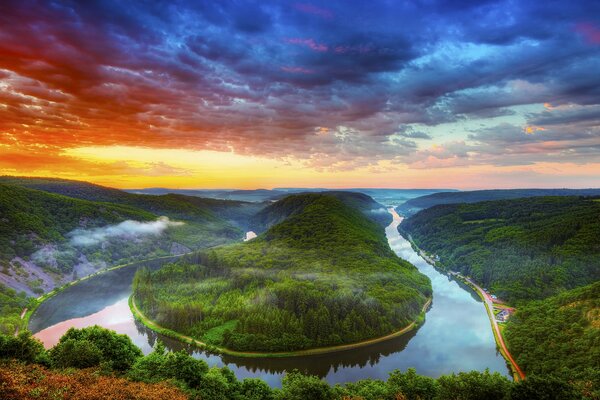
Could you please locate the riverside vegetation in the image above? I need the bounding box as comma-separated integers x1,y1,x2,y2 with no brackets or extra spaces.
133,193,431,352
0,178,597,398
0,326,587,400
400,196,600,397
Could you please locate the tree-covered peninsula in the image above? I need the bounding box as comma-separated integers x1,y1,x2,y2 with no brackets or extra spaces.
133,193,431,353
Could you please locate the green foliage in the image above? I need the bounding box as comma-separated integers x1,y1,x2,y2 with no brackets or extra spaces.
436,370,511,400
251,191,391,232
0,284,33,335
50,338,103,369
387,368,438,400
397,189,600,216
0,331,48,365
340,378,389,400
134,194,431,352
51,326,142,372
130,346,209,391
0,183,155,262
0,175,263,235
504,282,600,397
0,328,593,400
402,196,600,303
509,375,580,400
241,378,275,400
277,371,335,400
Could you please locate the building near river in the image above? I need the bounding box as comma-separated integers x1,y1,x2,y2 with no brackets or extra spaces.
496,309,511,322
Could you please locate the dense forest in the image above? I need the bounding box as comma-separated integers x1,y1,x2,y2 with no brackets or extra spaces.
250,191,392,233
400,196,600,303
504,281,599,395
133,193,431,352
0,326,588,400
397,189,600,216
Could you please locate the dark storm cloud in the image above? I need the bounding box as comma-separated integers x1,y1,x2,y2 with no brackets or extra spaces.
0,0,599,169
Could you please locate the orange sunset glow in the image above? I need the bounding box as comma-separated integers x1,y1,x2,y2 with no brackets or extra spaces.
1,1,599,189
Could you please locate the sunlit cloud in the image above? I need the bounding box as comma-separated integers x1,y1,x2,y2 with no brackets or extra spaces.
0,0,598,188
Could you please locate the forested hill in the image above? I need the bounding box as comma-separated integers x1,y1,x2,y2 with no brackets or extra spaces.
133,193,431,352
0,183,155,263
250,191,391,233
397,188,600,216
0,176,265,229
0,180,256,301
504,281,600,394
401,196,600,303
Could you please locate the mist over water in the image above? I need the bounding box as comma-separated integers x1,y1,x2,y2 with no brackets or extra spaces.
31,210,508,387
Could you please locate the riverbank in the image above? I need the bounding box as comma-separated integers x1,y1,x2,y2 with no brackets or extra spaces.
130,294,432,359
457,275,525,381
399,230,524,381
23,254,184,334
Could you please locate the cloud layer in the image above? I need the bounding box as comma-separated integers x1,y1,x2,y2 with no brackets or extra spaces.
69,217,183,246
0,0,599,183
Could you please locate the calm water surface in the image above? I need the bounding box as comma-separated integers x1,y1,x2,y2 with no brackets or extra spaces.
31,210,509,387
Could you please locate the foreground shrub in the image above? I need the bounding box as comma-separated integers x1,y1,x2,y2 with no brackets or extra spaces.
0,331,48,365
50,325,142,372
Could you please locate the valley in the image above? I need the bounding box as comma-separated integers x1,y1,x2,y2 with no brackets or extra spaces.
27,197,508,386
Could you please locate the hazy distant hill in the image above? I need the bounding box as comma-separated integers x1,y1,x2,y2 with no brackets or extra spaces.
397,189,600,216
401,196,600,303
129,186,455,206
133,193,431,352
126,187,287,202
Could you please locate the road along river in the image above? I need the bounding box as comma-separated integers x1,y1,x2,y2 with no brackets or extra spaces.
30,209,509,387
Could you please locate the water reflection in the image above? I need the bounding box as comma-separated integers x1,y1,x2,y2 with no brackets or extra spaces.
31,211,509,387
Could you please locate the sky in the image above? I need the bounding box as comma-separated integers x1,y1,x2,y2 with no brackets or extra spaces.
1,0,599,189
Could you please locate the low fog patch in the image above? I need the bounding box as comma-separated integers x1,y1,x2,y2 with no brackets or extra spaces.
68,217,184,246
369,207,390,215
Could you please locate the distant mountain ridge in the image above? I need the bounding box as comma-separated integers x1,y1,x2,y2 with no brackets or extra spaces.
126,186,455,205
397,188,600,216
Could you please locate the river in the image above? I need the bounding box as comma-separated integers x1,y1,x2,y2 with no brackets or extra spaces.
30,209,509,387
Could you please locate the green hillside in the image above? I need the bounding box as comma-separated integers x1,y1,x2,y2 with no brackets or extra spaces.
0,183,155,263
0,176,264,230
0,180,261,300
504,281,600,395
397,189,600,216
133,193,431,352
250,191,391,233
400,196,600,303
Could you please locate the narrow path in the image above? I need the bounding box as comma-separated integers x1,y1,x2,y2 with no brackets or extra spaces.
14,307,27,336
464,278,526,381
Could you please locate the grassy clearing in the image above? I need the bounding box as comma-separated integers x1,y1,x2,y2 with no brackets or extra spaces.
202,320,238,344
